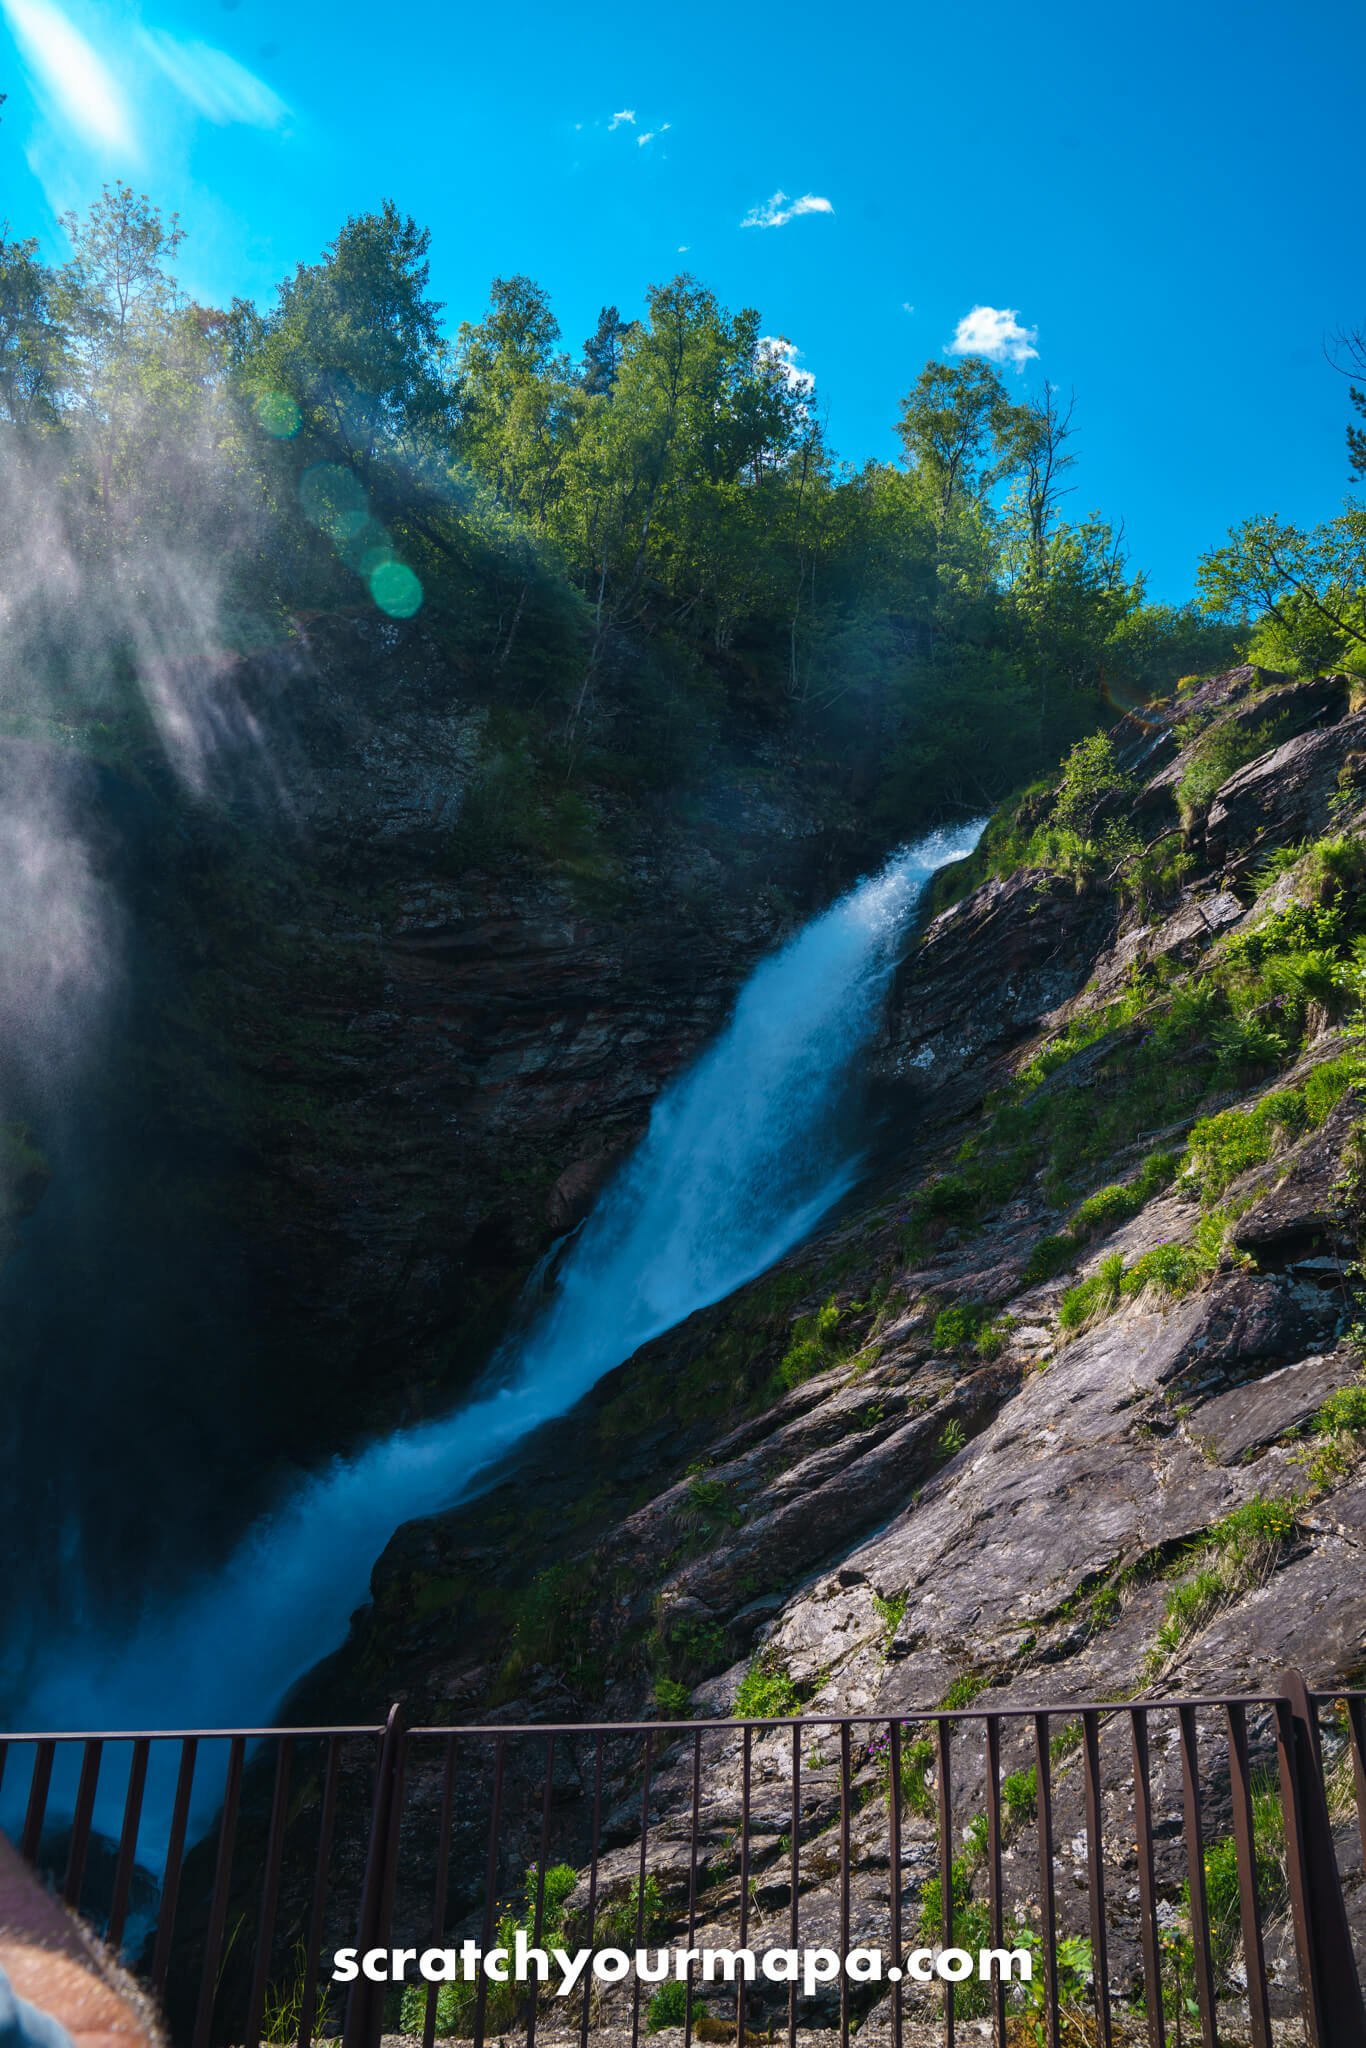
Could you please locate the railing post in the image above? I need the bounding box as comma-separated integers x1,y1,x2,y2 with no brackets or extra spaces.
343,1704,407,2048
1275,1668,1366,2048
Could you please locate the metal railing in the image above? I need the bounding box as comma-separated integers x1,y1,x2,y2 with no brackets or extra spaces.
2,1669,1364,2048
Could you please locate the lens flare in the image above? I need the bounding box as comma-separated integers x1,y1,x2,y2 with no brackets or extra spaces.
298,462,368,540
369,559,423,618
254,390,301,438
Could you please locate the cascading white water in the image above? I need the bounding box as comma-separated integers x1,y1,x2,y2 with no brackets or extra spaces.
8,823,980,1843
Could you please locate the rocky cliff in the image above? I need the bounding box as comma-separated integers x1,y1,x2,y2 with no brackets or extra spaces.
0,609,881,1637
257,663,1366,2039
319,664,1366,1732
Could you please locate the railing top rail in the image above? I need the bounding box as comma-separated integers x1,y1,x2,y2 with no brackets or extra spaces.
0,1723,388,1743
402,1693,1308,1736
2,1686,1361,1744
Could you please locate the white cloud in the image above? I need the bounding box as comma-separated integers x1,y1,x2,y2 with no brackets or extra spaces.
139,29,288,128
637,131,654,146
741,190,834,230
946,304,1039,368
608,108,635,129
678,244,689,253
758,335,815,397
0,0,137,154
902,301,915,315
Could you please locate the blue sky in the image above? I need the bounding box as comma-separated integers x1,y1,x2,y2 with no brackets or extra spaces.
2,0,1363,600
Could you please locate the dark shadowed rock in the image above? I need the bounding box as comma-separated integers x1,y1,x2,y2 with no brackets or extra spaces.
1232,1097,1362,1268
1205,709,1366,863
885,869,1116,1091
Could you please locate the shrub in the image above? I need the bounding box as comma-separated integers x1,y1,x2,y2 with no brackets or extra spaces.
1001,1767,1038,1829
1185,1089,1307,1202
933,1300,1014,1357
1303,1054,1360,1126
941,1671,987,1710
937,1417,967,1457
1210,1495,1297,1558
654,1677,692,1718
647,1980,690,2032
1021,1232,1081,1284
734,1656,800,1719
1198,1771,1285,1969
1150,1496,1297,1669
1314,1381,1366,1435
1121,1241,1205,1300
777,1296,843,1389
1058,1253,1126,1332
900,1736,937,1815
1075,1150,1178,1231
872,1591,907,1654
1051,731,1137,836
658,1617,726,1683
1120,837,1195,916
1305,832,1366,902
595,1874,663,1947
933,1301,991,1351
1249,839,1308,893
1176,712,1294,819
1154,1567,1224,1659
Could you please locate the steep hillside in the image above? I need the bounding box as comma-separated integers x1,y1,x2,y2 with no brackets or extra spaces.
318,661,1366,1731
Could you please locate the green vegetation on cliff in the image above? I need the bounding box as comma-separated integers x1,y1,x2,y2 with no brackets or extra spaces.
2,184,1244,852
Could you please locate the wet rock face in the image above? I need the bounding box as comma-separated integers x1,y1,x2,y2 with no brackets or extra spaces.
181,618,883,1434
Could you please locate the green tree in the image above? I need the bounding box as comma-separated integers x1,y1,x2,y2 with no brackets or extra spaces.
895,356,1010,524
240,201,454,483
0,235,70,426
581,304,636,396
1198,510,1366,671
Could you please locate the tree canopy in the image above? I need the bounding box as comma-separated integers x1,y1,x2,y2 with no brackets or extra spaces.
1,185,1256,836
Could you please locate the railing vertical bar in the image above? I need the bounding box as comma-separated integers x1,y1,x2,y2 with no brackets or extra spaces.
936,1715,954,2048
244,1736,295,2048
62,1738,103,1909
789,1722,800,2048
1034,1713,1059,2048
107,1739,150,1953
1274,1671,1366,2048
1225,1704,1272,2048
736,1726,752,2048
840,1721,853,2048
1276,1692,1324,2047
343,1706,406,2048
192,1734,246,2048
422,1734,458,2048
1080,1710,1113,2048
471,1736,508,2048
888,1718,903,2048
1130,1710,1166,2048
631,1731,655,2048
298,1736,343,2048
529,1733,557,2048
1177,1704,1218,2047
984,1716,1005,2048
685,1730,701,2048
578,1734,605,2048
20,1739,54,1861
151,1737,199,1995
1348,1694,1366,1887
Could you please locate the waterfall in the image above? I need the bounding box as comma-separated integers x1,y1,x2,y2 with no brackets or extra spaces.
8,823,980,1832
